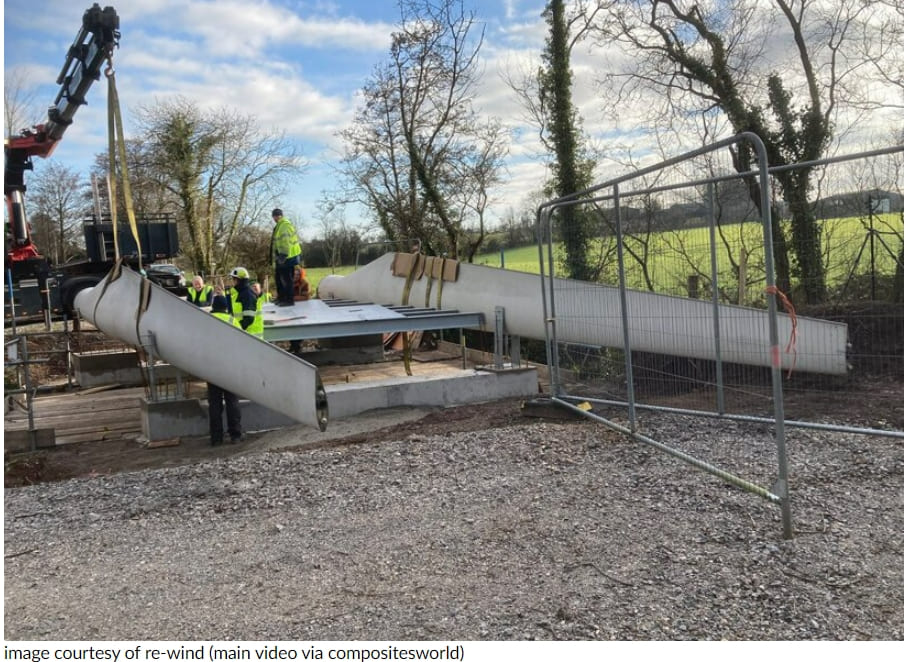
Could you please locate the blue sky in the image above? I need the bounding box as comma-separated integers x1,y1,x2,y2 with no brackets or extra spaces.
3,0,561,238
4,1,902,240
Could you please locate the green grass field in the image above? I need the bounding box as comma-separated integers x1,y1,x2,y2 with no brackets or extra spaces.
306,265,356,295
311,213,902,302
474,213,903,302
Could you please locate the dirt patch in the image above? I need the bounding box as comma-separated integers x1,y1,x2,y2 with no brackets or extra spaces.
5,318,903,488
6,375,902,489
4,398,546,488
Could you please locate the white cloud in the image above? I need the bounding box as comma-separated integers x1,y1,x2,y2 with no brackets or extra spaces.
6,0,903,235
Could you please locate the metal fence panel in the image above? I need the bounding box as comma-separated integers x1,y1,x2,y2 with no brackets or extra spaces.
536,135,903,539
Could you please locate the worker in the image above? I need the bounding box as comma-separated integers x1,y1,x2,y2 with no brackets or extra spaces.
269,208,302,307
186,275,213,307
229,266,264,339
292,264,311,301
207,295,243,446
251,281,271,303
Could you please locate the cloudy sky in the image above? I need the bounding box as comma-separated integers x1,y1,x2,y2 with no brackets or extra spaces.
3,0,573,237
4,0,902,239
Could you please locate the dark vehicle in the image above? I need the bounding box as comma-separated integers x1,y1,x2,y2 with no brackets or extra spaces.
145,263,186,294
6,212,181,324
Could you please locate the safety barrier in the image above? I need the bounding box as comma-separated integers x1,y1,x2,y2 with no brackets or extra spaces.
536,134,904,539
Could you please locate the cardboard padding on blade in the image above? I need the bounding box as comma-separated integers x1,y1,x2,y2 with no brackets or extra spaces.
75,265,328,430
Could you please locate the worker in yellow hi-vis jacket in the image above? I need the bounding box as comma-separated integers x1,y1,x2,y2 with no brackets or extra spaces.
269,208,302,307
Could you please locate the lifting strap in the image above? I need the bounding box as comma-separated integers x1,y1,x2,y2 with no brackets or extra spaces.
399,254,424,376
105,59,142,270
105,57,153,355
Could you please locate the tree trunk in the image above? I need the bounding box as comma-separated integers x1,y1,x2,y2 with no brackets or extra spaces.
545,0,593,282
779,171,826,303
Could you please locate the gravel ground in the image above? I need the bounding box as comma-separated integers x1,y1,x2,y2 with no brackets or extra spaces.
3,408,903,641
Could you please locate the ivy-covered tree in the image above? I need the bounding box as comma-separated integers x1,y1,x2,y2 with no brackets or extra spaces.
589,0,903,303
539,0,598,281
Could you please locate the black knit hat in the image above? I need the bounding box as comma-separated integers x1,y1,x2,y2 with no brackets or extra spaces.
271,208,283,218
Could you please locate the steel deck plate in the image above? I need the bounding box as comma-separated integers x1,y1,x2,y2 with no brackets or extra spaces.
262,298,484,342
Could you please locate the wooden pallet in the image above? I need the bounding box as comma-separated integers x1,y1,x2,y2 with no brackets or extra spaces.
5,387,145,446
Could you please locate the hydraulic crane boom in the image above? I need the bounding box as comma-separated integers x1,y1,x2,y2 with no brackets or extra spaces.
5,3,119,262
3,4,180,329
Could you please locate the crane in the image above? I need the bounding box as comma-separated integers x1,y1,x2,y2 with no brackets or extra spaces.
5,3,120,264
4,5,180,326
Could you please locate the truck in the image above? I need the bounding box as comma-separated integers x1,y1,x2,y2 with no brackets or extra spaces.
4,4,181,327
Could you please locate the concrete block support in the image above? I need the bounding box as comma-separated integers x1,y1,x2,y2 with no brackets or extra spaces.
141,398,208,440
325,367,539,418
5,428,56,452
140,367,539,441
73,351,143,388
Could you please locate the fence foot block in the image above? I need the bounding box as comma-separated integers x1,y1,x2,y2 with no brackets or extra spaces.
520,398,586,421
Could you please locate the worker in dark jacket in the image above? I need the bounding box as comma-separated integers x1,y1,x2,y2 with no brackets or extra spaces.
228,266,263,338
207,295,243,445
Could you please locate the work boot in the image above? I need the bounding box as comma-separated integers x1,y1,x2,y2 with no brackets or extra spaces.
210,437,223,447
229,433,246,444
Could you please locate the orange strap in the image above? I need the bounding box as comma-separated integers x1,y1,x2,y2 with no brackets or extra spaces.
766,286,797,378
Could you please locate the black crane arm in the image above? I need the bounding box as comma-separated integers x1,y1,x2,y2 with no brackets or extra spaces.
5,4,119,262
46,3,120,143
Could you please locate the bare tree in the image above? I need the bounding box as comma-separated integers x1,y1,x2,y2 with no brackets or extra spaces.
132,97,306,275
28,162,88,264
3,66,42,138
90,137,176,220
337,0,507,260
315,198,350,269
228,224,272,285
588,0,903,303
856,0,904,98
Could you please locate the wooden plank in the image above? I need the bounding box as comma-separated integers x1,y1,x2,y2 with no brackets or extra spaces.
6,406,141,427
5,394,142,417
76,384,124,395
55,429,141,445
6,405,141,424
51,420,140,436
6,420,140,438
146,437,181,449
8,393,143,412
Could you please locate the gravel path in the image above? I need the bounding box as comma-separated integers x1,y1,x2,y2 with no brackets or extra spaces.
4,412,903,641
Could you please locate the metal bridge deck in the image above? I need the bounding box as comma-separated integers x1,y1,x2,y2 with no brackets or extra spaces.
261,298,484,342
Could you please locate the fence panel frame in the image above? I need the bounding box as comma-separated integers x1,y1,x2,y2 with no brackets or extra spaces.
535,136,903,539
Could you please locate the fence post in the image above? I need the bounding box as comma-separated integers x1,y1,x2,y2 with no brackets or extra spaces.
687,275,699,298
613,184,638,432
738,247,747,304
707,182,726,416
